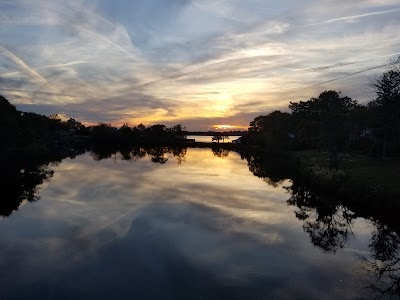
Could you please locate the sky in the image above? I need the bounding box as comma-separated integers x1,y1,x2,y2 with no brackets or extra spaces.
0,0,399,130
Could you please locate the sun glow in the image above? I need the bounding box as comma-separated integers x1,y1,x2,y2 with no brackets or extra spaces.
213,124,247,131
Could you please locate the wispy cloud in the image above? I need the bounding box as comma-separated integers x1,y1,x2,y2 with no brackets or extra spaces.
0,0,399,129
313,8,400,25
0,46,50,85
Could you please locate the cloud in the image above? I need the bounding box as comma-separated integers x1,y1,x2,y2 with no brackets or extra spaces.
318,8,400,24
0,0,399,128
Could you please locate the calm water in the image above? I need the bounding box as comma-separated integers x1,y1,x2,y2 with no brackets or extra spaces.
0,148,396,299
187,135,239,143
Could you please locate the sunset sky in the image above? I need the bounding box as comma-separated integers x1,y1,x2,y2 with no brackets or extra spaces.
0,0,399,130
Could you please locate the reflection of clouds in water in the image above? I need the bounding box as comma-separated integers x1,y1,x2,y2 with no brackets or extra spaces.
0,150,291,285
0,149,373,299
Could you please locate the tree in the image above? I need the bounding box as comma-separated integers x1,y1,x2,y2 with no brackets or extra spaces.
169,124,187,139
289,99,321,149
249,115,268,134
290,90,360,170
91,123,118,144
248,111,292,149
212,133,222,143
118,124,133,143
0,95,20,146
64,118,85,133
368,57,400,158
148,124,167,136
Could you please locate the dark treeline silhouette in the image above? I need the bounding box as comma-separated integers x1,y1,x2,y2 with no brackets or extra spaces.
0,94,188,155
0,95,89,152
91,123,187,146
243,58,400,169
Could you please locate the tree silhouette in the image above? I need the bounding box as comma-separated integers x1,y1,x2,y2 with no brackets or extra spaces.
368,57,400,159
247,111,292,149
290,90,360,169
212,133,223,143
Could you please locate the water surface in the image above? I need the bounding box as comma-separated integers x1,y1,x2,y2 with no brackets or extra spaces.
0,148,395,299
187,135,239,143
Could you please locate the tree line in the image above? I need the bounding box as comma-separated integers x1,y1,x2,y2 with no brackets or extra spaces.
2,57,399,168
0,95,188,153
243,58,400,169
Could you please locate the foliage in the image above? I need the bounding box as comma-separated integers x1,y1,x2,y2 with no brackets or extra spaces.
290,90,360,169
368,58,400,158
90,123,188,145
212,133,223,143
247,110,292,149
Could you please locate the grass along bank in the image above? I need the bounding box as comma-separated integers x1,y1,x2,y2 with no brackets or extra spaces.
292,150,400,197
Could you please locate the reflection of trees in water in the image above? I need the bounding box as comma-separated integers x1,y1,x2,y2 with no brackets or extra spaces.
242,150,400,299
1,163,54,217
287,183,356,252
244,151,293,188
211,147,229,158
361,221,400,299
2,146,187,217
286,177,400,298
1,146,87,217
0,149,72,217
90,147,116,161
171,147,186,164
90,146,187,165
4,147,400,298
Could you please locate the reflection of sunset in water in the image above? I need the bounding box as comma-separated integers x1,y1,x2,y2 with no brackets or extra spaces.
0,148,379,299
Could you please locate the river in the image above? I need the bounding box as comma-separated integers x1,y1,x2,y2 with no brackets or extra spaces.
0,147,397,299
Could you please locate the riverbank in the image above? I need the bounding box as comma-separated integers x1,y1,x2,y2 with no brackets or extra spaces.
288,150,400,231
291,150,400,195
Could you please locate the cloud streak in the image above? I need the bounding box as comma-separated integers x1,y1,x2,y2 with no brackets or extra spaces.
0,0,399,129
313,8,400,25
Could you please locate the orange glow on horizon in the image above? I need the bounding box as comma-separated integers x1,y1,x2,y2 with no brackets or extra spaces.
213,124,248,131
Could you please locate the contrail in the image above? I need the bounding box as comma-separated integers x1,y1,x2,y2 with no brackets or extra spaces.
322,8,400,24
0,87,77,98
302,52,400,90
0,46,50,85
305,8,400,28
78,27,138,61
0,61,94,77
301,64,387,90
36,60,95,70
